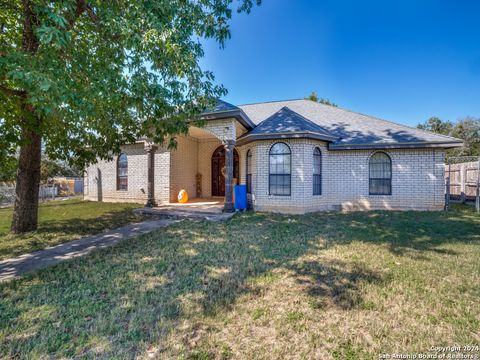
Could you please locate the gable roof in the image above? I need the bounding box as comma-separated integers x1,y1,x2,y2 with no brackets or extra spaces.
238,99,463,149
205,99,240,113
201,99,255,130
237,107,338,144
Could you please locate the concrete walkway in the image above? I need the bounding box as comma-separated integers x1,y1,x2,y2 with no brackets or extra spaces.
0,218,178,283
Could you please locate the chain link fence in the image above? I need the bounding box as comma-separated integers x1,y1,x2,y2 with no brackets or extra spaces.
0,177,84,208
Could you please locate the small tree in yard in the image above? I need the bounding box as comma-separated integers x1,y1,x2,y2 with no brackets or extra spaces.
0,0,259,233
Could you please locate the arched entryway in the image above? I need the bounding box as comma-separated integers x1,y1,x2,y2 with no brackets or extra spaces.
212,145,239,197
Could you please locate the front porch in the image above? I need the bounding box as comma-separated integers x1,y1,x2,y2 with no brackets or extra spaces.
160,197,224,214
159,123,243,213
136,197,235,221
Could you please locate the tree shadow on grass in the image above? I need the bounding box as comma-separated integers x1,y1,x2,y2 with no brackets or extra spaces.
0,208,142,260
288,260,384,310
0,206,479,358
35,210,142,236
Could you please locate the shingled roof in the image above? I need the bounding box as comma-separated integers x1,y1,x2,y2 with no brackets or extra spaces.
237,107,338,144
201,99,255,130
237,99,463,149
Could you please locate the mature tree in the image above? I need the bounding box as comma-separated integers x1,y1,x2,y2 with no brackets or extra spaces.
450,117,480,157
0,155,17,182
1,151,80,182
417,116,480,157
40,156,80,180
1,0,259,233
305,91,337,107
417,116,453,135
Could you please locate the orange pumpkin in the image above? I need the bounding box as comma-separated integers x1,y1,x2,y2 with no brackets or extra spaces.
178,189,189,203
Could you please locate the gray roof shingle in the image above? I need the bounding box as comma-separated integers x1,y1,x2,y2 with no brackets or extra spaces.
238,99,463,149
239,106,338,142
203,99,239,114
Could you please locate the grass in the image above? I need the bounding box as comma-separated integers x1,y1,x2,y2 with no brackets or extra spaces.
0,205,479,359
0,199,142,260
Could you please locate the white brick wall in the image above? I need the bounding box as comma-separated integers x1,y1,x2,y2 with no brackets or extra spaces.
84,142,169,204
84,118,238,204
84,119,445,213
237,139,445,213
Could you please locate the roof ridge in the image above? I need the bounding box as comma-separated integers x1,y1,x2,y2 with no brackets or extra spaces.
280,106,337,137
237,98,306,107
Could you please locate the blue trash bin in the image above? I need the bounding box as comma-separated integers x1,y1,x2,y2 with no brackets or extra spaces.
234,185,247,210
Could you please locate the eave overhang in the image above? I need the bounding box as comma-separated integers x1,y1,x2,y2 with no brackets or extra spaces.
236,131,338,146
327,141,464,151
200,109,256,131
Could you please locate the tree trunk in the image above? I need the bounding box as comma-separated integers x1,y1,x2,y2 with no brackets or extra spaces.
11,120,42,234
9,1,42,233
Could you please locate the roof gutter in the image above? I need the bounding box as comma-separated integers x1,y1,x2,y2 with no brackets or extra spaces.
328,141,464,151
200,109,256,130
236,131,338,146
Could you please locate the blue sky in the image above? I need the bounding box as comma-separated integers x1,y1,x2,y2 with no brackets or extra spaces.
200,0,480,126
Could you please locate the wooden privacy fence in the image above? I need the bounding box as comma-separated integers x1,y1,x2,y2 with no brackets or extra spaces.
445,161,480,203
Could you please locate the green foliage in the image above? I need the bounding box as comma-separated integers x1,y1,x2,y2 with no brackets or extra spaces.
450,117,480,157
0,0,260,169
417,116,480,157
305,91,338,107
417,116,453,134
40,156,80,180
0,153,81,181
0,155,17,181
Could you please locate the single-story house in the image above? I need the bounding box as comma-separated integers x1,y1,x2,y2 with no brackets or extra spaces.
83,99,463,213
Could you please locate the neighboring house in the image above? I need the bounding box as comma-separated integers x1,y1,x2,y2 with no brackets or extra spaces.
84,99,463,213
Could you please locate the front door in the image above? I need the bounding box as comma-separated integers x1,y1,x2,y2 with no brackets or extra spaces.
211,146,239,197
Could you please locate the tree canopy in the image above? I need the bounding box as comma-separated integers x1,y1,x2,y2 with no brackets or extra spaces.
1,0,259,233
417,116,480,157
0,0,259,169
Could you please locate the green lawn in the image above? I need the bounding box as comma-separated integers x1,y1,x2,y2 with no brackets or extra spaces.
0,199,142,260
0,206,479,359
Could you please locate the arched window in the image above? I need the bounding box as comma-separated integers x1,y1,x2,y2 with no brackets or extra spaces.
246,149,252,194
313,147,322,195
269,142,291,196
369,152,392,195
117,153,128,191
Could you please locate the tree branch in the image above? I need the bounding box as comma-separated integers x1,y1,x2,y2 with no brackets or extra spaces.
0,83,26,98
85,4,100,23
67,1,100,30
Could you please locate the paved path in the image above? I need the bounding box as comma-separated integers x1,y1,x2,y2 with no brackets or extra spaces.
0,218,178,283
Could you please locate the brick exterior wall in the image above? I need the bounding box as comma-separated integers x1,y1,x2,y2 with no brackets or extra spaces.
84,142,170,204
238,139,445,213
169,135,198,202
84,119,445,213
84,119,236,204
